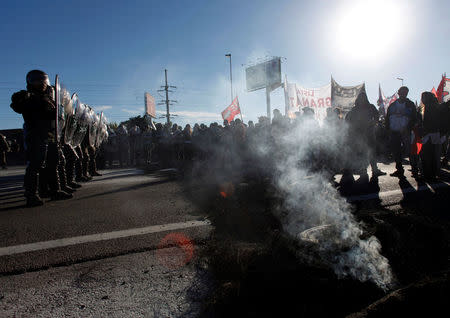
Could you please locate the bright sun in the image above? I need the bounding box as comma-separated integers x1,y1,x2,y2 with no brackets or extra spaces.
333,0,407,62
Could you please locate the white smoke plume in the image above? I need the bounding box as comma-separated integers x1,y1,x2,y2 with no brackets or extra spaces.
267,117,394,290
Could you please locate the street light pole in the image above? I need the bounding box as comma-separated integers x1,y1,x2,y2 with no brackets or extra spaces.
225,53,233,103
396,77,404,86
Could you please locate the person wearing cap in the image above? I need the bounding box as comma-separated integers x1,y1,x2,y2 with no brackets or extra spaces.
10,70,72,207
385,86,417,178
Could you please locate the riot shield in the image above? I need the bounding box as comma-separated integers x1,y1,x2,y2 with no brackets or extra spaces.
87,107,98,147
64,93,79,145
100,114,109,147
55,75,71,142
55,75,60,142
71,103,90,147
95,112,107,148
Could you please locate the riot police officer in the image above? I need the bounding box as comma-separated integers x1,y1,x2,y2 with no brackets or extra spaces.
10,70,72,207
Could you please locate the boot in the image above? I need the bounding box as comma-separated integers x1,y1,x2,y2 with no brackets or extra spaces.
39,191,51,198
78,175,91,182
68,182,82,189
50,191,73,200
61,186,76,194
26,195,44,207
38,167,49,197
24,167,44,204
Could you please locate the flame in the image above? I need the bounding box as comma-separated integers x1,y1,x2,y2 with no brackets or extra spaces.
219,182,234,198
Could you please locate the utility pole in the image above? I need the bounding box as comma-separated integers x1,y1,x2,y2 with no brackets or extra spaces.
164,69,170,124
157,69,177,126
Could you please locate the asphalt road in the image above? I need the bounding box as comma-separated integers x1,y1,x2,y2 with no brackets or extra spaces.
0,167,212,272
0,163,449,317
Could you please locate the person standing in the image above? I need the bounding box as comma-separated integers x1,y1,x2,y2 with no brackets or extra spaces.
117,124,130,168
10,70,71,207
440,100,450,168
129,125,141,166
345,92,385,182
420,92,442,180
385,86,417,178
0,133,10,169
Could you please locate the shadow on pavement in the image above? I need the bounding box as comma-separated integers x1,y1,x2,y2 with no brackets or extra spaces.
0,173,25,212
90,172,145,183
77,177,175,200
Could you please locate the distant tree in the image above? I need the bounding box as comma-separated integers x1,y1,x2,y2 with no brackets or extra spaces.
120,115,147,131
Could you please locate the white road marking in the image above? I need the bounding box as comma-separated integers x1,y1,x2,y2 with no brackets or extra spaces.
0,220,211,257
347,180,450,202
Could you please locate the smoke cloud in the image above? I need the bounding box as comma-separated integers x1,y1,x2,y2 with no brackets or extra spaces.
266,117,394,290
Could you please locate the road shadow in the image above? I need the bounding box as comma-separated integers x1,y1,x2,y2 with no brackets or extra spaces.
0,173,25,211
77,176,175,200
338,171,382,207
398,176,431,210
90,172,145,182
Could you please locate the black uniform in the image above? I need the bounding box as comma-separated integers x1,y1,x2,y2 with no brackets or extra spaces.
11,87,56,202
11,70,72,206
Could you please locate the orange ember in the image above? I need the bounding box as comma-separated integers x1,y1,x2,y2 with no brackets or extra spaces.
219,182,235,198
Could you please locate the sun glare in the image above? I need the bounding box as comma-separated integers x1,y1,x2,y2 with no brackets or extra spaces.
333,0,407,62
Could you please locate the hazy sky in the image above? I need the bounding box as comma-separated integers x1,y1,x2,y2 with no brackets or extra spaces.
1,0,448,129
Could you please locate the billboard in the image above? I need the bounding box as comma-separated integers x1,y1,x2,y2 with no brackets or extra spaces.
144,92,156,118
246,57,281,92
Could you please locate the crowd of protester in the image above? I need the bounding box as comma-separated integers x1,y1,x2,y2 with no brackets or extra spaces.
7,70,450,208
102,86,450,186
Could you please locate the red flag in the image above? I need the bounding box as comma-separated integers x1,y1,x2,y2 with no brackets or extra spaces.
431,87,438,98
436,74,450,103
221,97,241,122
411,128,422,155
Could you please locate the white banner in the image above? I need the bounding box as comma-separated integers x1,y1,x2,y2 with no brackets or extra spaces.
286,83,331,122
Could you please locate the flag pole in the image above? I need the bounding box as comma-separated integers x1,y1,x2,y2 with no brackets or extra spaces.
225,53,233,104
284,74,289,116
